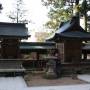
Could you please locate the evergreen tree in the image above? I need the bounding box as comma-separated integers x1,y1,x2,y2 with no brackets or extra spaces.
8,0,28,23
0,3,3,13
42,0,89,30
80,0,90,31
42,0,73,30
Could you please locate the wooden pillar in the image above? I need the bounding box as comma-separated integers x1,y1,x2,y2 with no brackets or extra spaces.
56,42,64,63
37,52,39,60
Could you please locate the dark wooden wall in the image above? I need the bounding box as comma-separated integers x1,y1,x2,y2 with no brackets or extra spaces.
1,39,20,59
64,40,82,62
56,40,82,63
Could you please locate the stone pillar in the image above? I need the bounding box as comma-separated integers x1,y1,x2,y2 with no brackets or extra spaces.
44,59,57,79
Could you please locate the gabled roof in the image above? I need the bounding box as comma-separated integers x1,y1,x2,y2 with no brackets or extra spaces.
59,31,90,40
56,21,85,34
46,16,90,41
0,22,30,39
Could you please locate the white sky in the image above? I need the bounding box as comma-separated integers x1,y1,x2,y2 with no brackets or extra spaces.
0,0,49,42
0,0,50,42
0,0,49,31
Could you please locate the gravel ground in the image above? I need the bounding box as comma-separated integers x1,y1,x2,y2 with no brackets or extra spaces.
24,72,88,87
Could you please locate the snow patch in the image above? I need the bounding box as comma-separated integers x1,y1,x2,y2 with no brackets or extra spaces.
0,76,90,90
28,84,90,90
0,77,27,90
78,74,90,82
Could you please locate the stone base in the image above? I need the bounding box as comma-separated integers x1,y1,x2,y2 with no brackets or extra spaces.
43,71,57,79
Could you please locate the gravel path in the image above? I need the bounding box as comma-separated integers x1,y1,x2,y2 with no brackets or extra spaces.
24,73,88,87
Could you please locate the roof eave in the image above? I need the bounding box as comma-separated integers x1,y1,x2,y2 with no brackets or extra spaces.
0,35,30,39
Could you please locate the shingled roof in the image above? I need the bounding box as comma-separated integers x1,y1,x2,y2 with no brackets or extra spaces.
47,16,90,41
0,22,30,39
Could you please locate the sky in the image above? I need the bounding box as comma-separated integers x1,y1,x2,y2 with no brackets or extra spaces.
0,0,49,31
0,0,89,42
0,0,49,42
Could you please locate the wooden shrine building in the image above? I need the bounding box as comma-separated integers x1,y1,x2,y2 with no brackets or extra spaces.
0,22,29,58
0,22,29,75
47,16,90,63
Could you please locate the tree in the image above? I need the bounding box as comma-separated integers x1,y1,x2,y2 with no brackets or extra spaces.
42,0,73,30
42,0,89,30
8,0,28,23
80,0,90,31
35,32,49,42
0,3,3,13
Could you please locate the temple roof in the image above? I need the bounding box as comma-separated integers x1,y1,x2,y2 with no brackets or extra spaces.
0,22,30,39
20,42,56,50
46,16,90,41
20,42,56,53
